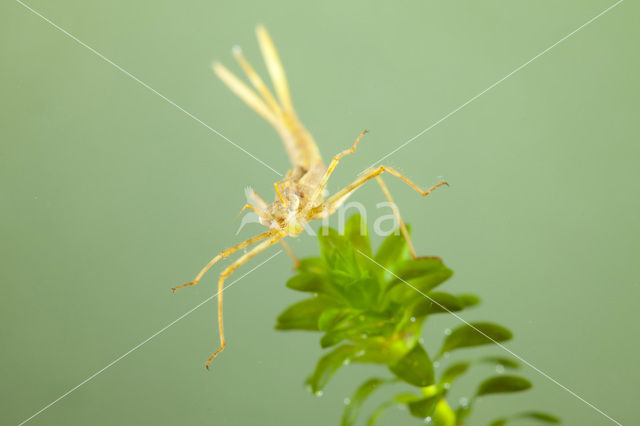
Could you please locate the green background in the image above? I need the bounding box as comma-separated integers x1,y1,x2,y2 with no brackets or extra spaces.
1,0,638,425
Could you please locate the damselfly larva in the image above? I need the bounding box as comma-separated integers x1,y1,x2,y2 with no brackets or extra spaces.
173,26,448,369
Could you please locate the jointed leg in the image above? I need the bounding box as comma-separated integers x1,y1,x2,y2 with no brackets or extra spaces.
235,204,259,220
172,229,278,292
274,182,287,205
279,239,299,269
375,176,417,259
243,187,298,267
308,131,368,206
206,234,284,369
312,165,448,218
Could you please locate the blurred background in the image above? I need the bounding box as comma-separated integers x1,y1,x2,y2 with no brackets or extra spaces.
1,0,638,424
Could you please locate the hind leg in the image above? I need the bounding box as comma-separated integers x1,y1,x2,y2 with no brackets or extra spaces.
205,234,283,369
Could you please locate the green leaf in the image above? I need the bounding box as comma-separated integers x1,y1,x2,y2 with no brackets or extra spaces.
366,400,394,426
318,308,346,331
307,345,359,393
412,292,465,316
439,362,470,387
439,322,512,356
488,411,560,425
341,378,387,426
388,344,435,386
476,375,532,396
296,257,326,274
517,412,560,423
385,258,453,303
432,399,457,426
275,296,335,331
286,272,327,293
320,311,394,348
335,276,380,309
457,294,481,308
318,227,358,273
374,225,410,268
390,257,450,283
344,214,372,257
408,395,439,418
481,356,520,370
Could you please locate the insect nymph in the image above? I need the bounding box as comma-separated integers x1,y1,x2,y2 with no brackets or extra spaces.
173,26,447,369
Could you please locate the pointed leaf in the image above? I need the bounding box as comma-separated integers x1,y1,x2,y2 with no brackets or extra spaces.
388,344,435,386
457,294,480,308
366,400,394,426
341,378,387,426
481,356,520,370
517,412,560,423
386,258,453,303
408,395,439,418
413,292,465,316
476,375,532,396
439,362,470,387
374,225,411,268
439,322,512,356
286,272,327,293
344,214,372,256
296,257,326,274
307,345,359,393
390,257,450,283
275,296,335,331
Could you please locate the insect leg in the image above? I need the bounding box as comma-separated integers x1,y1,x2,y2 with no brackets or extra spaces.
172,229,278,292
375,176,417,259
308,130,368,206
206,234,284,369
311,166,447,219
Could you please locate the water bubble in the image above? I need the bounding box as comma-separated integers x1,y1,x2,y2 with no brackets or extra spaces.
443,351,450,359
433,361,440,368
424,416,432,423
343,358,351,366
444,328,452,335
459,397,469,407
444,382,451,390
410,317,416,323
315,390,324,397
355,350,366,357
496,364,505,374
344,397,351,405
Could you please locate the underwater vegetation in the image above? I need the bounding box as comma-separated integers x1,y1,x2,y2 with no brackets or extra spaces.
276,214,559,426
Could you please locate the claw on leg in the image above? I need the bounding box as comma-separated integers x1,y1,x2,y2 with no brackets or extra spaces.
172,280,198,292
205,343,226,370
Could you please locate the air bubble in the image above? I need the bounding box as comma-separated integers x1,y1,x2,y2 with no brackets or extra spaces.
315,390,324,397
433,361,440,368
496,364,505,374
424,416,432,423
444,328,452,335
410,317,416,323
344,397,351,405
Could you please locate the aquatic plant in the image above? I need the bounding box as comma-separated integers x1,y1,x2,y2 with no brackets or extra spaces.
276,214,559,426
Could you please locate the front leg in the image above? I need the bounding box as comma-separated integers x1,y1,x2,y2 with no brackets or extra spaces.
206,234,284,369
310,165,448,219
